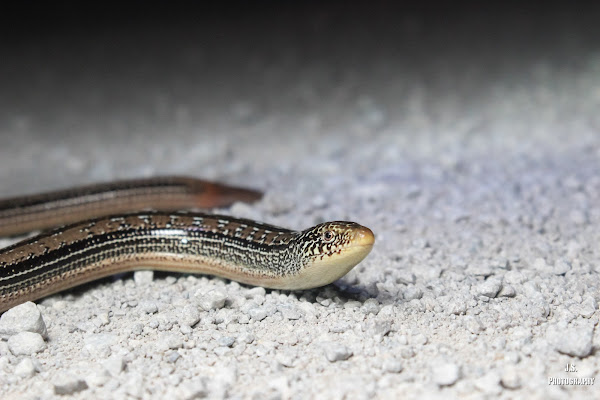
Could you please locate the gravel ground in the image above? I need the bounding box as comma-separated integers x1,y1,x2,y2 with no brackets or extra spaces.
0,4,599,399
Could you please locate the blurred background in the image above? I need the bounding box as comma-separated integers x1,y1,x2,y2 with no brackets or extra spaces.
1,1,599,195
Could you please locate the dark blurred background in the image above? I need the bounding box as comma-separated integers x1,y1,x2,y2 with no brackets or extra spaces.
1,1,599,192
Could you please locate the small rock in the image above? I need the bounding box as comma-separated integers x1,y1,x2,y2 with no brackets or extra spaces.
124,374,145,397
396,271,416,285
179,379,208,400
138,300,158,314
102,355,125,376
324,343,353,362
83,333,117,358
382,359,403,373
246,287,266,298
8,332,46,355
133,270,154,286
400,347,415,359
160,334,184,350
361,298,381,314
373,321,393,337
0,302,47,339
569,209,588,225
446,298,467,315
432,362,461,386
579,297,598,318
166,351,181,363
54,374,88,395
277,304,303,320
343,300,362,309
247,307,267,321
522,281,541,296
131,323,143,336
412,333,428,345
501,368,522,389
467,264,494,277
276,351,297,367
476,279,502,298
213,347,231,357
396,335,408,345
0,341,9,355
180,305,202,327
533,258,547,271
464,316,484,334
330,322,352,334
473,372,501,395
490,257,508,270
93,312,110,327
238,332,255,344
197,289,227,311
497,284,516,298
217,336,235,347
552,259,571,275
85,370,109,387
553,325,594,358
403,286,423,300
14,358,36,377
52,301,69,311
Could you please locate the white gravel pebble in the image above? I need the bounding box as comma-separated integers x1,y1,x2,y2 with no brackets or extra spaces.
382,358,403,373
217,336,235,347
102,355,125,376
238,332,255,344
361,298,381,314
53,374,88,395
403,286,423,300
276,351,297,367
133,270,154,286
497,284,516,298
395,271,416,285
196,289,228,311
464,316,484,334
180,304,202,327
14,358,36,378
0,302,47,339
168,335,184,349
474,372,502,395
550,324,594,358
83,333,118,358
7,332,46,355
166,351,181,363
324,343,353,362
277,303,303,320
476,279,502,298
578,296,597,318
551,259,571,275
247,307,268,321
432,362,461,386
501,368,522,389
446,298,468,315
124,374,145,398
412,333,428,345
138,300,159,314
178,379,208,400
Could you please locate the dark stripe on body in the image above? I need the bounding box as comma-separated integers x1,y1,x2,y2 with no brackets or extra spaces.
0,214,303,294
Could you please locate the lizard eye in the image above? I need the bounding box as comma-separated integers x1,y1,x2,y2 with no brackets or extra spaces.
322,230,335,243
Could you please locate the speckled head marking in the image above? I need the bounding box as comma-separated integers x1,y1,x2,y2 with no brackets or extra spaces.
280,221,375,290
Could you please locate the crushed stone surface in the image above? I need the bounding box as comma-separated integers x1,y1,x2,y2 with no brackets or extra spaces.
0,5,599,399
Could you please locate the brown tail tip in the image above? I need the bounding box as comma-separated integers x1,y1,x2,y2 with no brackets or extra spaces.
194,181,263,208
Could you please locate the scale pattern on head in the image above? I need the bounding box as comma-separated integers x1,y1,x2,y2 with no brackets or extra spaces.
294,221,363,264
